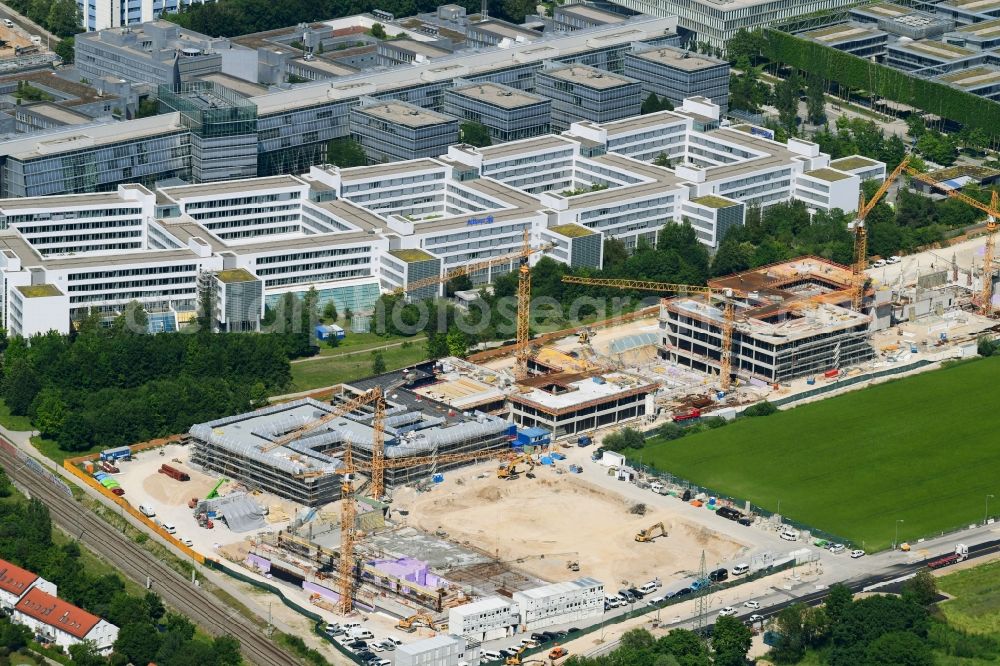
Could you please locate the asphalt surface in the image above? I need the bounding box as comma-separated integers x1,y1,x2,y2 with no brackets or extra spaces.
0,441,298,666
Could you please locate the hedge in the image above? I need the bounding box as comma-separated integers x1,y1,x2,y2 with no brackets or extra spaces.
761,29,1000,140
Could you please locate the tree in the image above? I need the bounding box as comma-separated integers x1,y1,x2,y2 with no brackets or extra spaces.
774,74,801,133
212,635,243,666
426,332,449,359
323,300,338,322
327,138,367,167
371,350,386,375
46,0,80,37
805,75,826,125
726,29,765,64
824,583,853,628
865,631,933,666
917,131,958,166
3,357,41,416
657,628,711,666
31,388,68,437
712,615,752,666
54,36,75,63
114,621,162,665
369,22,387,39
460,121,491,147
603,238,629,271
641,92,673,114
446,274,474,296
902,570,938,607
500,0,536,23
730,65,770,113
978,334,998,357
446,327,468,358
906,114,926,140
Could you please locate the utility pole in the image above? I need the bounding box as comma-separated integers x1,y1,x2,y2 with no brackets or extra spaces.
694,550,710,636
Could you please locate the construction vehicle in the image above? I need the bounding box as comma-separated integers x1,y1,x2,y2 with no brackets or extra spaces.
905,168,998,315
672,408,701,423
635,522,668,543
561,276,747,391
851,155,911,310
497,453,535,479
927,543,969,569
395,612,438,632
205,478,227,500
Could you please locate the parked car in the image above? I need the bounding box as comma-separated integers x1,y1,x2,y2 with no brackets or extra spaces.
709,568,728,582
872,258,886,268
744,600,760,609
748,614,765,623
851,549,866,559
674,587,692,597
179,537,194,547
718,607,737,617
829,543,846,554
732,563,750,576
887,255,901,264
648,596,666,605
531,632,548,642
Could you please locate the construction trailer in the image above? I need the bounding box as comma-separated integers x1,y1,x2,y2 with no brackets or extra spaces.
448,596,520,643
395,634,477,666
512,577,605,630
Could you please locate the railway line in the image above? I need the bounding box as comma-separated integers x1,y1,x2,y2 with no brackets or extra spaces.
0,443,300,666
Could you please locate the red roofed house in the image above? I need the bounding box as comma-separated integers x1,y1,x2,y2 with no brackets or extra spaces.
13,587,119,654
0,558,56,610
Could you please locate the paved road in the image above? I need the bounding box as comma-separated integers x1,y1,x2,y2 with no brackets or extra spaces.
0,1,57,45
0,441,298,666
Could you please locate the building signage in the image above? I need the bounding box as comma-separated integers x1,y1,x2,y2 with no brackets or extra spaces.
467,215,495,226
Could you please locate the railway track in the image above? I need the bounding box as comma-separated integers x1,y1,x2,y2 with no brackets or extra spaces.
0,445,299,666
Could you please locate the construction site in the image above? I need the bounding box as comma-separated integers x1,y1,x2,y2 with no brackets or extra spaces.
77,162,1000,664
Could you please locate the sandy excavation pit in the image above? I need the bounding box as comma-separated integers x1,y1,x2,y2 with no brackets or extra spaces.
395,467,746,590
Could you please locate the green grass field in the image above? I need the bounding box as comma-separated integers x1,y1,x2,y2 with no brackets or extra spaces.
937,559,1000,635
289,343,427,392
630,357,1000,551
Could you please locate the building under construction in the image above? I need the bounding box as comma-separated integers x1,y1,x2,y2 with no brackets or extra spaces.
661,257,875,383
188,364,514,506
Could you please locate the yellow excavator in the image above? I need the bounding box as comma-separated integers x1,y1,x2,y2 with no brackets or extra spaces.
395,613,440,632
635,522,668,543
506,647,547,665
497,454,535,479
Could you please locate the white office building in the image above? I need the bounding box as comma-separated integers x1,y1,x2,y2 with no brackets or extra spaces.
513,577,605,630
448,596,520,642
0,98,880,338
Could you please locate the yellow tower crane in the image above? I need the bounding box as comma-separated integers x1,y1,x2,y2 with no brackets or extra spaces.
905,168,998,316
560,276,745,391
852,155,911,311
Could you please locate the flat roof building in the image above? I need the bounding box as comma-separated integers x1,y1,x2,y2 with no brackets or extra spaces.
443,80,551,143
625,44,729,112
937,65,1000,100
350,99,460,163
396,634,476,666
936,0,1000,25
801,23,889,59
553,3,630,30
512,577,604,630
661,257,875,384
943,17,1000,50
885,38,982,73
536,64,642,130
613,0,860,47
448,596,519,643
466,20,542,48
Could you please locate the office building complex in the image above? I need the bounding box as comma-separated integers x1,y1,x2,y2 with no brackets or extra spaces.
553,3,630,31
944,17,1000,50
936,0,1000,25
0,97,880,336
443,81,551,143
612,0,860,47
802,23,890,59
512,578,605,630
448,596,519,642
624,44,729,112
350,100,459,163
536,64,642,129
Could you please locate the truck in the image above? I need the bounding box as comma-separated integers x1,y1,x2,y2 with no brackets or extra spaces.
672,408,701,423
159,464,190,481
927,544,969,570
577,435,592,447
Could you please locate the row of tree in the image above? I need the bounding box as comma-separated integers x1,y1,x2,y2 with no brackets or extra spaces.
0,472,243,665
1,306,297,452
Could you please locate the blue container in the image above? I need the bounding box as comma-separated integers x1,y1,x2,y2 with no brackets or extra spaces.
432,474,444,483
806,376,816,385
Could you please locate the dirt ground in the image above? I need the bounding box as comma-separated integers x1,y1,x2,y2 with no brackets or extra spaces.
394,465,746,590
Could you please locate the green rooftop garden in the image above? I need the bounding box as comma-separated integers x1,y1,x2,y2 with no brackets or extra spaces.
830,156,878,170
15,284,61,298
691,195,736,209
549,223,595,238
389,248,436,262
215,268,257,283
806,168,852,182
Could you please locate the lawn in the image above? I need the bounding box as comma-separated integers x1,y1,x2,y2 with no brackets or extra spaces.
0,399,33,431
31,435,102,466
289,343,428,392
937,559,1000,635
315,331,425,356
630,357,1000,551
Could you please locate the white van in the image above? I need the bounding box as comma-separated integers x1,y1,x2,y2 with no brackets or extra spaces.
139,504,156,517
2,19,14,28
779,527,800,541
732,563,750,576
481,650,502,662
341,622,361,632
348,628,374,641
639,581,659,594
161,522,176,534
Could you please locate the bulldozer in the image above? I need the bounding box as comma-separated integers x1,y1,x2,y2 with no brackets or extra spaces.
498,454,535,479
635,522,667,543
395,612,439,632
